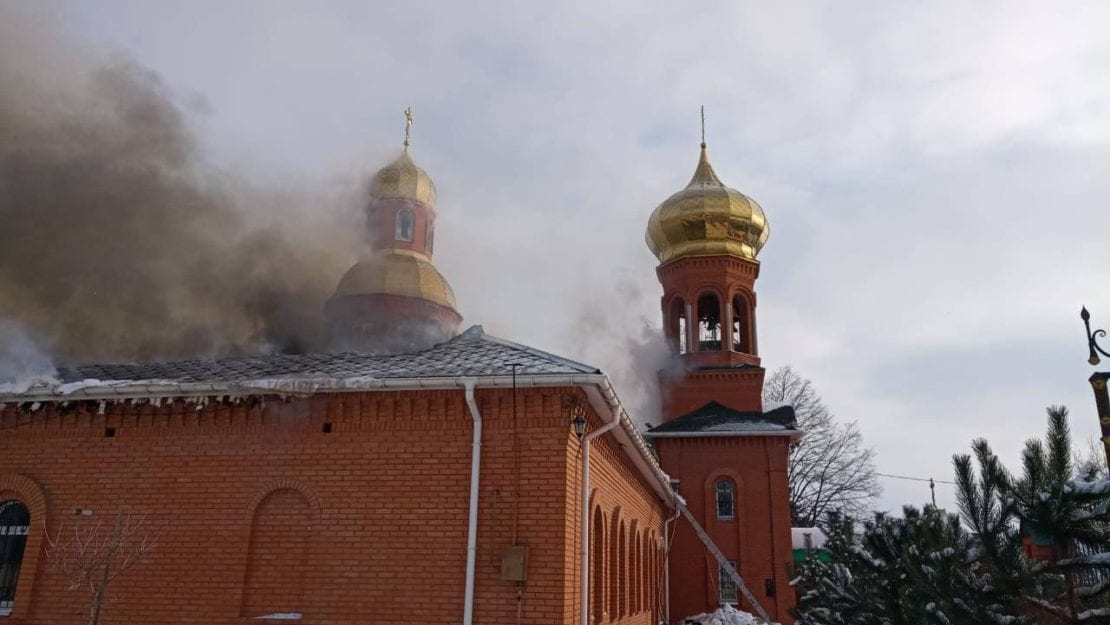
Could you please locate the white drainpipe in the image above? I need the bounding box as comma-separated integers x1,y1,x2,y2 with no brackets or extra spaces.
463,380,483,625
662,506,681,624
580,394,621,625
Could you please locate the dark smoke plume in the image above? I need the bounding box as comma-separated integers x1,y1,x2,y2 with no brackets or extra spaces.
0,6,360,365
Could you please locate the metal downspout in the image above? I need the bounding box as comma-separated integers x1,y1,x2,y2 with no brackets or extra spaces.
580,403,621,625
663,507,680,624
463,381,482,625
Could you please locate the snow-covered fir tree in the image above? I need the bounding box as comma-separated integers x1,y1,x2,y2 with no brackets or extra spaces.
793,406,1110,625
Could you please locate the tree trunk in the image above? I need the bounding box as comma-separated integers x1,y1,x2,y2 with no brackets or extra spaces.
89,515,121,625
88,589,103,625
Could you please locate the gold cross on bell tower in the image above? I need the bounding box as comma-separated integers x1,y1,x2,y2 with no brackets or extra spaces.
403,107,414,152
700,105,706,148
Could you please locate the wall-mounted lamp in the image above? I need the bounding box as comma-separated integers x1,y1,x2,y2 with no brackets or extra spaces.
563,394,587,440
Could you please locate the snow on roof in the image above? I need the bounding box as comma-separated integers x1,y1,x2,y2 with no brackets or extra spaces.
0,325,601,400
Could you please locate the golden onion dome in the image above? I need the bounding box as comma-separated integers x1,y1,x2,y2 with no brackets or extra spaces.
370,152,437,208
333,249,457,310
646,145,769,265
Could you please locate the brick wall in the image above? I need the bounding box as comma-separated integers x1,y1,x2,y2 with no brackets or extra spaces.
574,423,667,625
0,385,668,625
656,436,795,625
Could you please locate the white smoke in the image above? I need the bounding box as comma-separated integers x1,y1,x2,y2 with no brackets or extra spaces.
564,278,686,429
0,319,58,392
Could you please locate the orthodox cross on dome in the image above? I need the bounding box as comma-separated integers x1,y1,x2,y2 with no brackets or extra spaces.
403,106,414,151
700,105,706,148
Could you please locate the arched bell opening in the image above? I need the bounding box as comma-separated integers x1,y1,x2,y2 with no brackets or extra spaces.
731,294,751,353
696,292,722,352
667,297,688,355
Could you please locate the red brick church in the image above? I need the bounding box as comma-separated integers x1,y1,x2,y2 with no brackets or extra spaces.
0,120,798,624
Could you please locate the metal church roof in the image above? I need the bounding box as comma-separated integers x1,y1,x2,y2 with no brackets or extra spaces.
3,326,601,400
644,400,799,437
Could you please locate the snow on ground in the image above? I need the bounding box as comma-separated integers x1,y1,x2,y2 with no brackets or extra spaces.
681,604,776,625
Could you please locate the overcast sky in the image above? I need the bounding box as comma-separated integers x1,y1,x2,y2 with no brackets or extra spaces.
16,0,1110,512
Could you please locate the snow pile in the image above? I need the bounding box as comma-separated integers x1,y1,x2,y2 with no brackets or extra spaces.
682,603,776,625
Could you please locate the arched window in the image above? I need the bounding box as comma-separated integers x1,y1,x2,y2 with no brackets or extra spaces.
697,292,722,351
668,298,687,355
631,532,640,613
395,207,415,242
0,500,29,615
731,294,750,352
638,532,646,613
646,533,655,616
618,522,627,617
716,479,736,520
591,507,605,624
608,513,620,618
241,489,311,618
426,223,435,253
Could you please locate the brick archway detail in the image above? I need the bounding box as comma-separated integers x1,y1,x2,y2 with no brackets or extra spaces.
246,479,322,521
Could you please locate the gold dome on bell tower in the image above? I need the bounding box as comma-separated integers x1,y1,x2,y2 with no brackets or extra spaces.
645,112,769,265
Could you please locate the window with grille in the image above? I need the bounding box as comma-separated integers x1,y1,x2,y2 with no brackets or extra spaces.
719,560,739,605
0,500,30,615
716,479,735,520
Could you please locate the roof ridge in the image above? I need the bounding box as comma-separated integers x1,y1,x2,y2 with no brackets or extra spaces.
471,331,601,375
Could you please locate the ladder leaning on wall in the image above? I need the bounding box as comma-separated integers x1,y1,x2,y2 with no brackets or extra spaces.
675,499,772,623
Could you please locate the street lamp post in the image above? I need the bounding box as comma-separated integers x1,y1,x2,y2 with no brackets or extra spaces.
1081,307,1110,468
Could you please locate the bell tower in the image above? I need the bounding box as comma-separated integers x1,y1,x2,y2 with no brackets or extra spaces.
645,119,769,417
644,111,797,624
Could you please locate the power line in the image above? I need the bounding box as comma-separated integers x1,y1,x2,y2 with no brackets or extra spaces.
876,472,956,485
